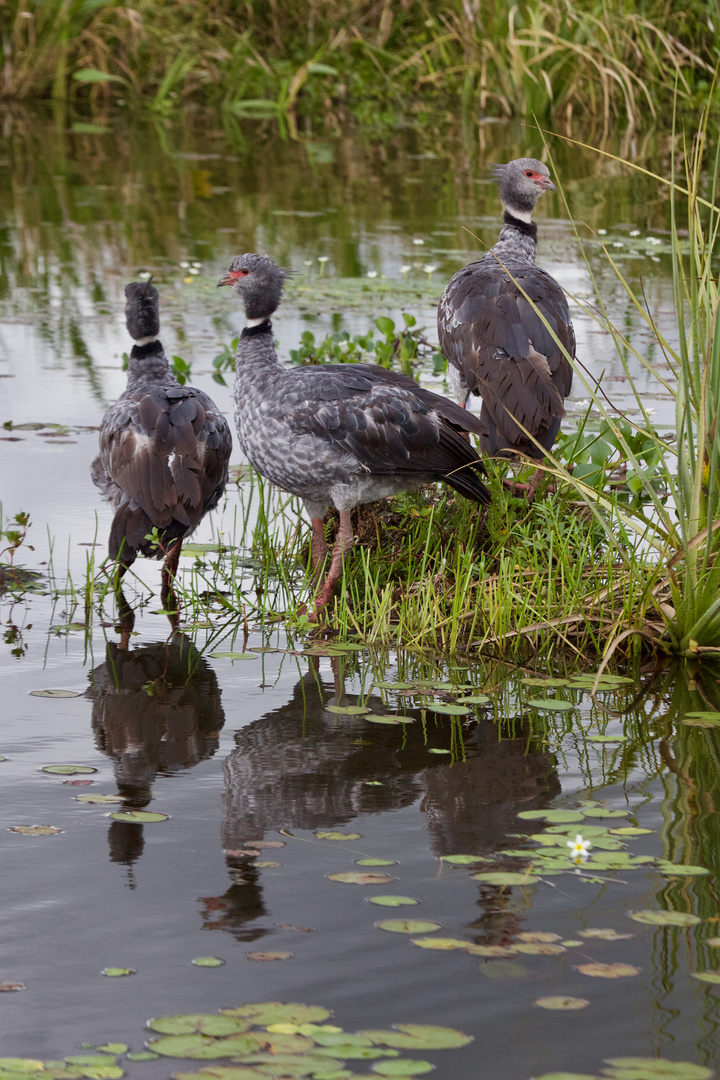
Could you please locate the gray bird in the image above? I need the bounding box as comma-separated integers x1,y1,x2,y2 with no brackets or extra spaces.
92,279,232,609
438,157,574,494
217,253,490,619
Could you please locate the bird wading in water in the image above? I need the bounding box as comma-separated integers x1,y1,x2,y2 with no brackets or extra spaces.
218,253,491,620
438,157,574,496
92,280,232,615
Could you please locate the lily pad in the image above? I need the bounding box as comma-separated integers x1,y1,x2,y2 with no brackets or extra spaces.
74,794,124,804
101,967,135,977
0,1063,43,1073
375,920,441,934
191,958,224,967
513,943,566,955
328,873,395,885
410,938,472,950
372,1063,434,1076
521,678,570,688
367,896,419,907
373,682,417,690
245,951,292,962
578,929,633,941
691,972,720,984
456,695,490,705
603,1059,712,1079
148,1016,249,1036
517,810,584,823
42,765,97,775
526,698,575,711
221,1004,331,1025
575,962,640,978
325,705,370,715
360,1026,472,1050
610,827,653,836
148,1035,261,1059
439,855,486,865
30,690,81,698
628,910,702,926
586,734,627,743
96,1046,127,1055
367,716,404,725
657,862,709,876
356,859,396,867
10,825,63,835
533,997,590,1010
471,871,539,885
210,653,258,661
108,811,169,823
428,749,451,755
425,704,469,716
580,808,628,818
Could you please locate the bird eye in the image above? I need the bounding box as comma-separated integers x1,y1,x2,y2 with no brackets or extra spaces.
525,170,534,177
238,269,250,276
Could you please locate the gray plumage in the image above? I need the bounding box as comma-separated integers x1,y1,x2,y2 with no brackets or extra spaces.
438,157,574,460
218,253,490,518
92,279,232,566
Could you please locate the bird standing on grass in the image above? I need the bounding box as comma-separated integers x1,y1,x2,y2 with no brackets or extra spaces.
92,280,232,611
438,157,574,495
217,252,490,620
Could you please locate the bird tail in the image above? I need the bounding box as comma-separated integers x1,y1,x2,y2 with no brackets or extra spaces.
109,505,187,563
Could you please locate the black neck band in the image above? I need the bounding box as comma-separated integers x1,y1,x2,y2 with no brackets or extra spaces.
503,211,538,241
241,319,272,338
130,339,163,359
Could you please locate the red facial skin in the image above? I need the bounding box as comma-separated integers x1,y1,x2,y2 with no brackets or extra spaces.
216,267,251,287
523,168,555,192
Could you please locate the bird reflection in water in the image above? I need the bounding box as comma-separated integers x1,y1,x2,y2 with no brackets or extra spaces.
218,654,559,945
85,602,225,883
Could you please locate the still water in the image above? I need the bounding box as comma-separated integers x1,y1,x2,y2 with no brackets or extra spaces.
0,108,716,1080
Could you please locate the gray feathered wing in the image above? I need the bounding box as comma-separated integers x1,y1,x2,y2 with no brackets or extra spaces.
439,262,574,458
93,385,231,561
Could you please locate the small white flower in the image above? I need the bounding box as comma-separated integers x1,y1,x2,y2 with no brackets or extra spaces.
367,270,378,279
400,265,412,274
646,408,656,415
338,340,350,352
317,256,329,263
188,267,200,275
612,241,624,248
567,834,592,861
577,399,591,407
629,230,641,237
647,236,663,245
597,228,607,236
650,255,661,262
304,259,312,267
191,261,202,269
179,261,190,268
412,238,425,246
137,271,151,280
423,264,437,274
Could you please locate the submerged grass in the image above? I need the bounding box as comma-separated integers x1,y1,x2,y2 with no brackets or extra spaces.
0,0,716,130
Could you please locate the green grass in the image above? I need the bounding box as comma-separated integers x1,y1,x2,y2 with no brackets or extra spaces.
1,0,716,130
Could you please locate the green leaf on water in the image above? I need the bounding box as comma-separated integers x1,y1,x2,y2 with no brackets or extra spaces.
74,794,124,804
610,827,653,835
603,1058,713,1079
580,808,629,818
30,690,82,698
517,809,584,823
148,1015,249,1036
367,896,419,907
64,1058,116,1068
316,831,362,840
125,1054,158,1062
526,698,575,711
521,678,570,687
42,765,97,775
372,1061,434,1076
148,1034,260,1059
472,871,539,885
456,695,490,705
191,957,224,967
328,873,395,885
373,682,416,690
428,748,451,754
109,811,169,823
95,1047,127,1056
0,1062,44,1072
657,862,709,876
439,854,486,865
210,652,259,660
355,859,396,867
410,937,472,951
314,1047,391,1061
100,968,135,977
360,1026,472,1050
325,705,370,715
586,734,627,743
628,910,702,926
424,703,470,716
367,716,403,725
691,972,720,984
533,997,590,1010
375,920,441,934
220,1003,332,1025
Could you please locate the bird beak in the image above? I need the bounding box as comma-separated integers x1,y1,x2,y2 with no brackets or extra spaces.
537,176,556,192
216,272,235,288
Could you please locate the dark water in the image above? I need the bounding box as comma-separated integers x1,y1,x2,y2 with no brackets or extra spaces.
0,108,717,1080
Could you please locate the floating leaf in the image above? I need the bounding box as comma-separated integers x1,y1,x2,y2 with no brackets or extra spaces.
101,967,135,977
628,910,702,927
96,1046,127,1055
109,811,169,823
692,972,720,984
428,749,451,755
425,704,469,716
372,1062,434,1076
533,997,590,1011
439,855,486,865
466,944,518,957
657,862,709,877
706,937,720,947
74,794,124,804
368,896,419,907
126,1055,158,1063
328,873,395,885
42,765,97,775
240,840,286,849
313,1047,390,1061
148,1035,260,1059
610,827,653,836
10,825,62,835
456,695,490,705
210,653,258,661
221,1004,331,1025
514,943,566,955
356,858,396,867
30,690,81,698
148,1016,248,1036
526,698,575,711
603,1058,712,1079
373,682,417,690
191,957,224,967
245,951,292,961
360,1026,472,1050
316,831,362,841
521,678,570,687
234,1055,343,1076
325,705,370,715
580,808,628,818
410,938,471,950
578,929,633,941
517,810,584,823
367,716,403,725
586,734,627,743
376,920,441,934
64,1058,116,1068
515,932,562,943
575,962,640,978
472,871,538,885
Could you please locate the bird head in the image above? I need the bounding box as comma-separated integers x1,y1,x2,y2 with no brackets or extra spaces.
217,253,292,321
124,279,160,342
490,158,555,219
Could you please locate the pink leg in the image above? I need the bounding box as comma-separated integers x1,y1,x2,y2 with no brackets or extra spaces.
310,516,329,574
502,467,551,501
309,509,354,622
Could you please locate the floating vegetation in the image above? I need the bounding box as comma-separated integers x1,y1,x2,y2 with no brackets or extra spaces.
108,811,169,824
10,825,63,836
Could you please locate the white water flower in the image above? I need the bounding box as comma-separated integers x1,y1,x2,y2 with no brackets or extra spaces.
188,267,200,275
647,236,663,245
629,230,641,237
317,256,329,263
597,228,607,236
423,264,438,274
137,271,151,280
567,834,592,861
367,271,378,279
412,238,425,246
179,261,190,268
612,241,624,248
191,261,202,269
400,265,412,274
304,260,312,267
